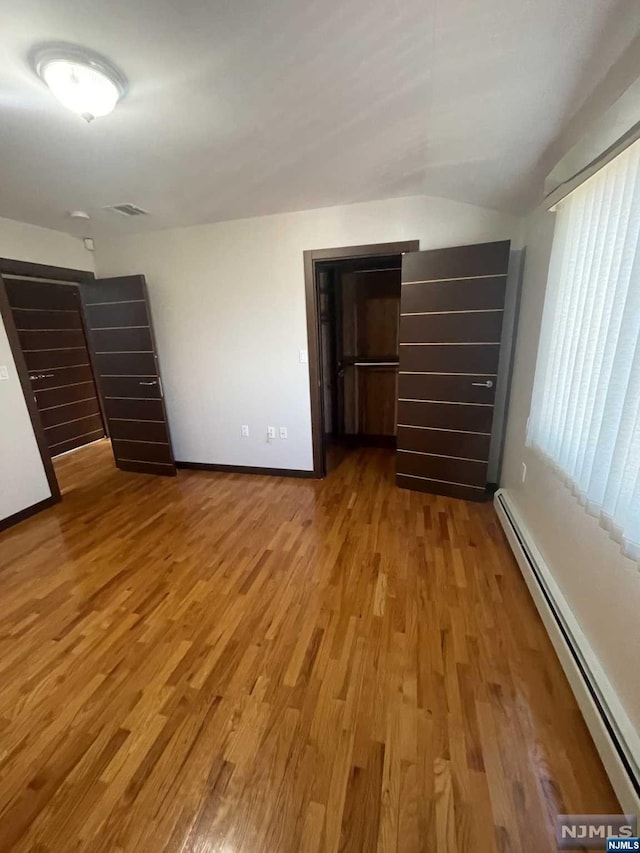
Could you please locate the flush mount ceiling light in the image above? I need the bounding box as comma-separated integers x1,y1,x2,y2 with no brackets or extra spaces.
32,43,127,122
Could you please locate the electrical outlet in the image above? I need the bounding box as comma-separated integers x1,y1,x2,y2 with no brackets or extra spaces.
0,365,8,381
241,425,249,437
279,427,288,439
267,426,276,441
521,462,527,483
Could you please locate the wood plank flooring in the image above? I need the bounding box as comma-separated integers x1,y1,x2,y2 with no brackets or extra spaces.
0,440,619,851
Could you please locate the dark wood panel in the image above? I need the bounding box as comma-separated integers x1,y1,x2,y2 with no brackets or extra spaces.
5,279,79,310
92,327,153,353
400,311,503,344
96,352,157,376
104,398,165,421
37,381,99,410
85,301,149,328
400,277,507,313
358,367,397,437
399,373,496,404
27,364,94,390
354,272,400,359
108,419,169,443
111,439,173,464
399,344,500,374
46,414,104,447
396,473,486,501
396,426,491,459
24,348,91,371
49,431,105,457
397,400,494,432
100,376,161,399
397,451,488,486
109,418,169,442
18,328,87,351
40,398,100,429
12,308,83,330
83,277,146,304
402,241,510,283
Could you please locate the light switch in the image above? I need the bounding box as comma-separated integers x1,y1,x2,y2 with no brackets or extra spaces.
0,365,9,381
299,349,308,364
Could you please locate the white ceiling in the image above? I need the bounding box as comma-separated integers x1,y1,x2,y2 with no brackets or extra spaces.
0,0,636,236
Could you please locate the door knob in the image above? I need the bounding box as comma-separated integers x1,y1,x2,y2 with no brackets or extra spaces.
471,380,494,388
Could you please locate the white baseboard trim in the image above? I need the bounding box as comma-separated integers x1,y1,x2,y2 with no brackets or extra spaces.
494,488,640,815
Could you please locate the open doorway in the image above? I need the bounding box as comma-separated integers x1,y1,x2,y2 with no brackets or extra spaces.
304,240,419,477
0,258,176,509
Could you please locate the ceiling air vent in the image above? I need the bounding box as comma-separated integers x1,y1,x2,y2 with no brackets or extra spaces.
105,203,149,217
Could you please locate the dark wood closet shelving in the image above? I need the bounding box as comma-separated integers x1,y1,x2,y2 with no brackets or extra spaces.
319,263,401,446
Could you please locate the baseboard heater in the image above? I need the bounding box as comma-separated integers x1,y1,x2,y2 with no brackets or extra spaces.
494,489,640,815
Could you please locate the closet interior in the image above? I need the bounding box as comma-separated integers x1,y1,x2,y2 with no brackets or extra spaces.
317,254,401,455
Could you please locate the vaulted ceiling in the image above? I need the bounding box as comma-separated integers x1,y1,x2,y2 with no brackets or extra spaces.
0,0,637,236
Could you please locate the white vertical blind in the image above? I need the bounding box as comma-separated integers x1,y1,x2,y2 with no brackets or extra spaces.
528,139,640,562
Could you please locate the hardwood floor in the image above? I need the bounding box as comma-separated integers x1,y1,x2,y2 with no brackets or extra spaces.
0,440,619,851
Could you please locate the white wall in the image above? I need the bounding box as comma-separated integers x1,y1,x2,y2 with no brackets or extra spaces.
0,216,92,271
95,194,518,470
501,210,640,731
500,35,640,738
0,320,52,521
0,216,92,523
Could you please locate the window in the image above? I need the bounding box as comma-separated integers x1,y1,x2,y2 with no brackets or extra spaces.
527,139,640,561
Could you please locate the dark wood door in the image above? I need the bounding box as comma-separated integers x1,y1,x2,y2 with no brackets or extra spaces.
4,278,106,457
397,240,510,500
82,275,176,477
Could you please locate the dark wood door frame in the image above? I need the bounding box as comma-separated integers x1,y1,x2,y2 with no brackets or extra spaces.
304,240,419,477
0,258,99,514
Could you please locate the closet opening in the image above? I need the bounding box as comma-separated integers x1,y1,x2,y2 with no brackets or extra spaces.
304,240,419,478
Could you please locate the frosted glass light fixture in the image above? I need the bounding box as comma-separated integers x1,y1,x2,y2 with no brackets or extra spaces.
33,44,127,122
